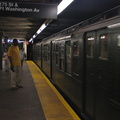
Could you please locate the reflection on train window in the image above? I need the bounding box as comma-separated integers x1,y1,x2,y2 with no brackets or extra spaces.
73,41,79,56
56,42,59,52
60,43,64,58
60,50,64,58
65,41,71,74
117,35,120,46
55,42,59,65
99,34,108,60
59,41,65,70
52,42,55,51
72,41,79,77
87,37,94,57
44,44,50,62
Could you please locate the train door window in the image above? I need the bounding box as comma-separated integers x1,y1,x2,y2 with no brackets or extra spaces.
87,36,95,58
72,41,79,76
73,41,79,56
117,35,120,46
99,34,108,60
55,42,59,65
48,44,50,62
65,41,71,74
44,44,47,61
52,41,55,52
59,41,65,70
44,44,50,62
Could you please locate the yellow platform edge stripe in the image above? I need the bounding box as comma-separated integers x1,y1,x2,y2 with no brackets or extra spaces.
27,61,81,120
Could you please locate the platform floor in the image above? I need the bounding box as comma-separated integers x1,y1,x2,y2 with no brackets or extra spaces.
0,60,81,120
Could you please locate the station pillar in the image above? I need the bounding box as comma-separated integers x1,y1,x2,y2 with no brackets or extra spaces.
0,31,3,69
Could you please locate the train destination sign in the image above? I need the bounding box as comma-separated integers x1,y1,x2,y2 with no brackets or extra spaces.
0,1,57,19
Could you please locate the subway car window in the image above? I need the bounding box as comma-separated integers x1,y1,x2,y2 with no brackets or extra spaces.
73,41,79,56
60,43,64,58
117,35,120,46
99,34,108,60
87,37,94,58
44,44,50,62
48,44,50,61
44,45,47,61
56,42,59,52
59,41,65,70
65,41,71,74
55,42,59,65
72,41,79,76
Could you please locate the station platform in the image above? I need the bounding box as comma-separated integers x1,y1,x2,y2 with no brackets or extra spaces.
0,61,81,120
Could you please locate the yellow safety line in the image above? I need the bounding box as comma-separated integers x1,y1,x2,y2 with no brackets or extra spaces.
27,61,81,120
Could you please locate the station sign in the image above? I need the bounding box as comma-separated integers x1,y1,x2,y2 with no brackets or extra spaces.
0,1,57,19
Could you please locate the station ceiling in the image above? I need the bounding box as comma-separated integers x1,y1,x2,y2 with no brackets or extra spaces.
0,0,120,43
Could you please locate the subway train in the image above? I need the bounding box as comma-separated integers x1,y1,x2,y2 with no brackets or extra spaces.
32,6,120,120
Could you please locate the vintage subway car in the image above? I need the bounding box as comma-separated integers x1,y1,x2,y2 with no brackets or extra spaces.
32,6,120,120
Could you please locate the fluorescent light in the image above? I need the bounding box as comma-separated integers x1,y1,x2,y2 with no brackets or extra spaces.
29,38,33,42
108,23,120,28
36,29,41,34
36,24,47,34
40,24,47,31
18,40,24,43
33,35,36,38
57,0,74,15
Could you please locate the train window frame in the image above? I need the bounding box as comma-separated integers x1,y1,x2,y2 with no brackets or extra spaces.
55,42,59,66
37,46,41,61
59,41,65,71
43,43,50,63
87,36,95,58
72,40,80,78
117,35,120,46
99,34,108,60
65,40,72,74
73,41,80,57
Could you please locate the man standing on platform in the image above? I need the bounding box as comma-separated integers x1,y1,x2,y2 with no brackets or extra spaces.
8,39,23,90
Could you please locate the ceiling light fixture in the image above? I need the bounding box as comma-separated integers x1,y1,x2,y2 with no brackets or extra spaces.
57,0,74,15
36,24,47,34
29,0,74,42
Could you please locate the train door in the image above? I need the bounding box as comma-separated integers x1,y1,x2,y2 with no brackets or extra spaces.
94,28,110,120
84,31,96,120
101,26,120,120
51,40,56,83
108,26,120,109
84,28,111,120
